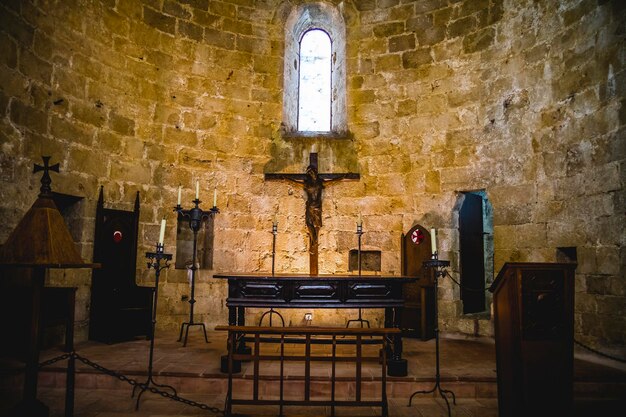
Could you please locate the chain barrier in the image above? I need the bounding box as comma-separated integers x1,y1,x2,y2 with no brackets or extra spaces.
38,353,72,368
39,352,224,415
574,339,626,363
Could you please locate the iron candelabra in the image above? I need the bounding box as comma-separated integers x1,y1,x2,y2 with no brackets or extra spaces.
259,221,284,326
174,198,219,346
347,222,369,329
133,243,178,410
408,252,456,417
271,221,277,276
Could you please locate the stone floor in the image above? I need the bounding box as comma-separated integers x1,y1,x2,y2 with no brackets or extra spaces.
1,329,625,416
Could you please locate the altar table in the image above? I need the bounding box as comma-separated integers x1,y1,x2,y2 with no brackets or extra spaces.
213,273,417,376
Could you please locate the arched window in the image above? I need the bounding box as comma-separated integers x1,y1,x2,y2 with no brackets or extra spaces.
283,2,347,136
298,29,332,131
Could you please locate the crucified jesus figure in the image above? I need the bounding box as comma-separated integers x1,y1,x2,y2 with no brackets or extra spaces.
284,164,351,253
265,153,359,275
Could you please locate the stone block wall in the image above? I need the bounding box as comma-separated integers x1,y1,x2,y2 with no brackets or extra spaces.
0,0,623,357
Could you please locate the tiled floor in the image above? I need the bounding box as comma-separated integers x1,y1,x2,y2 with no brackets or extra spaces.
1,330,625,416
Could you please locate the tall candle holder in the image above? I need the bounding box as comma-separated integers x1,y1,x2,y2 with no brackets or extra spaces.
174,197,219,347
133,243,177,410
271,221,278,276
347,221,369,328
259,221,284,326
408,252,456,417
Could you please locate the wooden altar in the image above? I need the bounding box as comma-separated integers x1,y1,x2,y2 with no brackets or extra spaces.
213,273,416,376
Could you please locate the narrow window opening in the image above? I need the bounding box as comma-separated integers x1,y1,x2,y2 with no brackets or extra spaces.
298,29,331,132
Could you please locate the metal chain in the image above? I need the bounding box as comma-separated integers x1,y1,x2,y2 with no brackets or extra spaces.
444,270,490,293
574,339,626,363
38,352,224,415
39,353,72,368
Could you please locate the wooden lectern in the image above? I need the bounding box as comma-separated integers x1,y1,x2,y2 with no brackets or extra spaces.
489,262,576,417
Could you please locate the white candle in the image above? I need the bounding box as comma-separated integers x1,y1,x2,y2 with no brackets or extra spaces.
195,180,199,199
311,143,318,153
177,185,182,205
213,187,217,207
430,228,437,254
357,213,362,227
158,218,166,245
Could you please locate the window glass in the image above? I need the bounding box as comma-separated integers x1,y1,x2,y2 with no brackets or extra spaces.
298,29,331,132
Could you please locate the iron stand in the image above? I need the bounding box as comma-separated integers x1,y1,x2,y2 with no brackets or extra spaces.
259,221,284,326
408,253,456,416
347,223,369,329
174,198,219,346
133,243,177,410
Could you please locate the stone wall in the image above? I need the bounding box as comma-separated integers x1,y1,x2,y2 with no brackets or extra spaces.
0,0,623,357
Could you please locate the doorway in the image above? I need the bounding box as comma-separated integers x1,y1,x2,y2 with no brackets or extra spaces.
458,191,493,314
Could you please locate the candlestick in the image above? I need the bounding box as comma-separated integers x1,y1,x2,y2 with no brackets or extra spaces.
195,180,199,199
158,218,166,245
134,244,176,410
173,195,219,347
430,228,437,255
409,256,455,416
177,185,182,206
271,218,278,275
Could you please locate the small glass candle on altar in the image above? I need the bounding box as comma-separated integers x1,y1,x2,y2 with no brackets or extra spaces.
430,228,437,255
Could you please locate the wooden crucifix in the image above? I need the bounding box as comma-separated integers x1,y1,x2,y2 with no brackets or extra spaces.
265,153,359,275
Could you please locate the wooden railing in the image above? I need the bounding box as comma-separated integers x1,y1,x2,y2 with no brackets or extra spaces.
215,325,401,417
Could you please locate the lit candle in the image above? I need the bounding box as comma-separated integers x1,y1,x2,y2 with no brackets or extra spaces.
158,218,166,245
195,180,199,199
213,187,217,207
430,228,437,255
177,185,182,206
357,213,362,227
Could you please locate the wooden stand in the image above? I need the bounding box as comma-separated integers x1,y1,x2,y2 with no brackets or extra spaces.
489,262,576,417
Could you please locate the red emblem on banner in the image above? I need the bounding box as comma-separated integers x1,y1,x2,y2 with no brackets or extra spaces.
113,230,123,243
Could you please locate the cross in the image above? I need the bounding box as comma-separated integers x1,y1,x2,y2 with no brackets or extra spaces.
265,153,360,275
33,156,60,197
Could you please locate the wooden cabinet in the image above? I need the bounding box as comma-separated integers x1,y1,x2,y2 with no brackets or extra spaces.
489,262,576,417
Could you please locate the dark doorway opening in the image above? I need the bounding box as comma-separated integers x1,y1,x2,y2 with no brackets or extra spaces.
459,192,488,314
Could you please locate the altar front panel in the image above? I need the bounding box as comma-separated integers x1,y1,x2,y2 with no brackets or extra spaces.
214,273,416,377
214,274,415,309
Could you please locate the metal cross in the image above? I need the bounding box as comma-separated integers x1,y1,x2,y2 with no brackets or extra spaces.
33,156,60,197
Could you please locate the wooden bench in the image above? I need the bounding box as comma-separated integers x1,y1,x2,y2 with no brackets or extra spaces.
215,325,401,417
